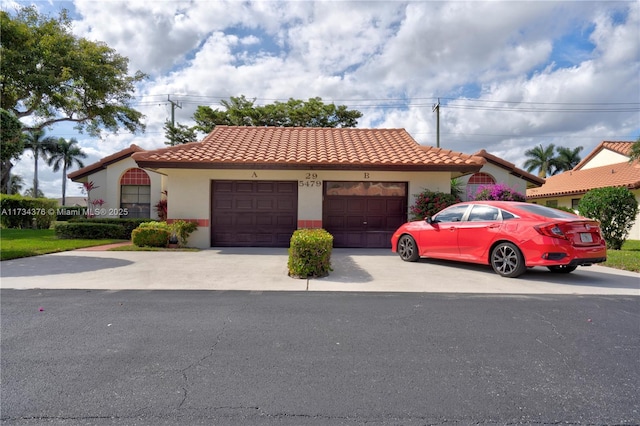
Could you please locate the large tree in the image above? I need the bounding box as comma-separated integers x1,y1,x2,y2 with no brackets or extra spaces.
0,108,24,193
47,137,87,205
554,146,583,172
23,129,57,198
193,95,363,133
523,144,558,178
164,121,198,146
0,6,147,135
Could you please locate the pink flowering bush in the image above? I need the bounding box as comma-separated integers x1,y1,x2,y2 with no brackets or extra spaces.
410,190,460,221
469,183,526,202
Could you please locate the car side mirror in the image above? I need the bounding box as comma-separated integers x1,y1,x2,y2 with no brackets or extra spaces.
426,216,434,224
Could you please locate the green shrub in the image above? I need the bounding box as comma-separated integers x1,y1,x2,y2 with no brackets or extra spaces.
132,222,171,247
578,186,638,250
56,206,86,221
0,194,57,229
288,228,333,278
469,183,526,202
170,220,198,247
69,218,155,239
553,206,576,214
409,190,460,221
55,222,127,239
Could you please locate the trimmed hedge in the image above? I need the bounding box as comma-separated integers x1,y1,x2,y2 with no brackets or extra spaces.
288,228,333,278
56,206,86,221
55,222,127,239
0,194,57,229
132,222,171,247
69,218,156,239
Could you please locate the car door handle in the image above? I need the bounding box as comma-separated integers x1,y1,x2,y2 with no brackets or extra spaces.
487,224,500,228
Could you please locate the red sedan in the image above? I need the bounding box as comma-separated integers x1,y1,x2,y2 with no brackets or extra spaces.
391,201,607,278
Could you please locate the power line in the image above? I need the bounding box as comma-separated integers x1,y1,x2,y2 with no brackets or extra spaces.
131,94,640,113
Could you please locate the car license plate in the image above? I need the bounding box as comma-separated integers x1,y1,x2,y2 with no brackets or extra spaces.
580,232,593,243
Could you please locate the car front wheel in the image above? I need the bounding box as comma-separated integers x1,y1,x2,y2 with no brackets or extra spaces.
397,235,419,262
491,242,526,278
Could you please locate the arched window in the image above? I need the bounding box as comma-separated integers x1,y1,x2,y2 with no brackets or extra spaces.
120,168,151,218
466,172,496,201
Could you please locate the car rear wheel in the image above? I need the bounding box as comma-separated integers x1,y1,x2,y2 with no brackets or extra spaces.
397,235,419,262
491,242,526,278
547,265,578,273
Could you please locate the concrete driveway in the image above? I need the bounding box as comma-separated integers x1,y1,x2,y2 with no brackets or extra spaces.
1,248,638,295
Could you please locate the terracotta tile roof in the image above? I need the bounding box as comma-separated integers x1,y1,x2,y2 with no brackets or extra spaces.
133,126,485,172
573,141,634,170
526,160,640,199
473,149,545,186
68,144,145,181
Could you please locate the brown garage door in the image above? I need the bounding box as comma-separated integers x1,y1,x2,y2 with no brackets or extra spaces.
211,180,298,247
323,182,407,248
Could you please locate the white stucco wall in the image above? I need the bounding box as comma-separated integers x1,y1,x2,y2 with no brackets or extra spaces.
76,158,164,219
580,150,629,170
458,163,529,200
533,190,640,241
161,168,453,248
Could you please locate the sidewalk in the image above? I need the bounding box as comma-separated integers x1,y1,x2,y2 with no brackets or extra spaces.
1,248,638,295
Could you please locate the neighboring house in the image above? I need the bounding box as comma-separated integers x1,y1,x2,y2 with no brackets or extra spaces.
56,196,86,207
527,141,640,240
458,150,545,200
131,126,485,248
67,144,165,220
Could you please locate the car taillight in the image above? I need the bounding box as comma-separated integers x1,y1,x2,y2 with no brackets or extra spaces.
534,223,568,240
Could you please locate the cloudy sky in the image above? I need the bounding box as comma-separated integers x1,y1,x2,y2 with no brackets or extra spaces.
4,0,639,199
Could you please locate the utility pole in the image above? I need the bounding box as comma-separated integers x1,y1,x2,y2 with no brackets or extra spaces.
432,98,440,148
167,95,182,126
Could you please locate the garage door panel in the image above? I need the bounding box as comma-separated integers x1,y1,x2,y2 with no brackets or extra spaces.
277,182,296,193
278,198,296,210
256,198,275,210
346,216,365,227
323,181,407,248
277,216,296,227
214,199,233,210
212,180,297,247
235,199,254,210
347,198,366,212
235,182,254,192
366,215,385,227
324,215,344,228
256,182,275,193
214,181,233,193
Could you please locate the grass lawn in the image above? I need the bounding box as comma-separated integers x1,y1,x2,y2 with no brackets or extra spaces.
602,239,640,273
0,228,127,261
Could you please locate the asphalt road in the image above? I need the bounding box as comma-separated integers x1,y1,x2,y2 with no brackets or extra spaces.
1,290,638,425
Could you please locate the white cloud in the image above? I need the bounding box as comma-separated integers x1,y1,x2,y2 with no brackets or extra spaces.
6,0,639,198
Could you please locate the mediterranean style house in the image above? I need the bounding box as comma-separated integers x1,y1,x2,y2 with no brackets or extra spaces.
527,141,640,240
460,150,544,200
69,126,543,248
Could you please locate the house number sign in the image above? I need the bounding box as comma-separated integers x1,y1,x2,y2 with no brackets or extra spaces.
299,172,321,187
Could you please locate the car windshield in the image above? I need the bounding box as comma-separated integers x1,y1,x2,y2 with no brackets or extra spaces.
516,204,578,219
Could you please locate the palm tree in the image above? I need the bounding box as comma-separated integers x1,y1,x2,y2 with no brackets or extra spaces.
9,174,24,195
523,144,558,178
554,146,584,173
47,138,87,205
630,137,640,162
24,130,57,198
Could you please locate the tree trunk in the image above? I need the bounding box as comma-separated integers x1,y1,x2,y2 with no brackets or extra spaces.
1,160,13,194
